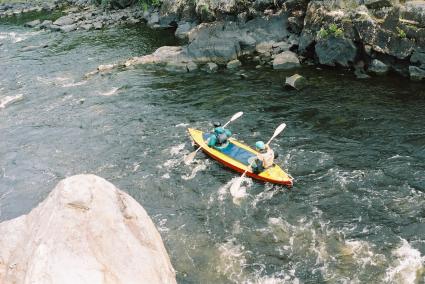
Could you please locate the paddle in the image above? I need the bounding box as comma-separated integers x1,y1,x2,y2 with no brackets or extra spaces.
229,123,286,194
184,111,243,165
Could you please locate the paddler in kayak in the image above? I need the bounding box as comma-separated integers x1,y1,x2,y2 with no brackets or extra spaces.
251,141,275,174
207,122,232,149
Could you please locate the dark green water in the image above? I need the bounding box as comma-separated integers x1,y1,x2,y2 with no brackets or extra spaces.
1,19,425,283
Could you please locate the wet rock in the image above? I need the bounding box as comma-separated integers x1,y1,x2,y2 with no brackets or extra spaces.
21,44,48,52
315,37,357,67
53,16,75,26
368,59,390,74
273,51,300,70
227,59,242,69
0,174,176,283
125,46,188,65
354,67,371,79
60,24,77,33
24,19,41,28
411,51,425,66
39,20,53,29
98,64,117,71
93,21,103,30
203,62,219,73
175,21,195,40
164,60,197,72
364,0,393,9
80,23,93,30
409,66,425,80
285,74,307,90
148,11,160,27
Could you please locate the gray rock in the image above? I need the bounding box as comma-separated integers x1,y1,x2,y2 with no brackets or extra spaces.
273,51,300,70
175,22,195,40
354,68,371,79
60,24,77,33
148,12,160,26
285,74,307,90
24,19,41,28
315,37,357,67
49,25,62,32
411,51,425,65
165,62,187,72
368,59,389,74
204,62,218,73
227,59,242,69
364,0,393,9
93,21,103,30
80,23,93,30
21,44,48,52
53,16,75,26
409,66,425,80
186,61,198,72
39,20,53,29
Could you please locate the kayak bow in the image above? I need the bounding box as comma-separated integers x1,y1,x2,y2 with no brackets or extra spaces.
188,128,293,187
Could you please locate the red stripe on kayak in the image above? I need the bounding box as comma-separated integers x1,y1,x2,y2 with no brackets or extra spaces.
194,142,293,187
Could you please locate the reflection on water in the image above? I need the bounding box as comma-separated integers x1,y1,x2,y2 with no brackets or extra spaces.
1,18,425,283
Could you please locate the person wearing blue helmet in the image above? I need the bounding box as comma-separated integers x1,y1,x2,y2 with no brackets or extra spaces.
208,122,232,148
251,140,275,174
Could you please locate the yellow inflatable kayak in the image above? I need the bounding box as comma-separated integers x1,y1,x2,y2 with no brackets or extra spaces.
188,128,293,187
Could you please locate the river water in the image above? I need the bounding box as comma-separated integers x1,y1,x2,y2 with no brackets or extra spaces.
1,14,425,283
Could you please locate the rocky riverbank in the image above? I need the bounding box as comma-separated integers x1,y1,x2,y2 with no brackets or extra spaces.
2,0,425,80
0,174,176,283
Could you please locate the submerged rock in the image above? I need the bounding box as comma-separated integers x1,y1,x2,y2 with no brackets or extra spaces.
203,62,219,73
0,174,176,284
368,59,390,74
285,74,307,90
409,66,425,80
24,19,41,28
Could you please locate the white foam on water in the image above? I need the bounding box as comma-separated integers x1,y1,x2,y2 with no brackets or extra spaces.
231,177,252,199
181,163,207,180
161,173,170,179
163,158,180,169
99,87,119,96
0,31,41,43
61,80,88,88
0,94,23,109
251,185,279,208
217,238,249,283
37,75,75,87
170,143,186,156
175,123,189,128
156,218,169,233
384,239,424,283
132,163,140,172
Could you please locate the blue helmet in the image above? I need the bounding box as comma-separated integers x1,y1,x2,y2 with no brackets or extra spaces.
255,141,265,150
215,127,225,134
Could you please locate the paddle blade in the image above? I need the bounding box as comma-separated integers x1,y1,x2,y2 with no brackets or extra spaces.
230,111,243,122
223,111,243,128
267,123,286,145
184,148,199,165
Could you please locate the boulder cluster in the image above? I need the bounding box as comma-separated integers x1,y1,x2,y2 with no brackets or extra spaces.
2,0,425,80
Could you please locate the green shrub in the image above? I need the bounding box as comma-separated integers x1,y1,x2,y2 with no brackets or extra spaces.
317,23,344,39
138,0,162,10
317,27,329,38
396,27,406,38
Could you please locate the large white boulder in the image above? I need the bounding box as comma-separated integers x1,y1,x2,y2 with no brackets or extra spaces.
0,174,176,284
